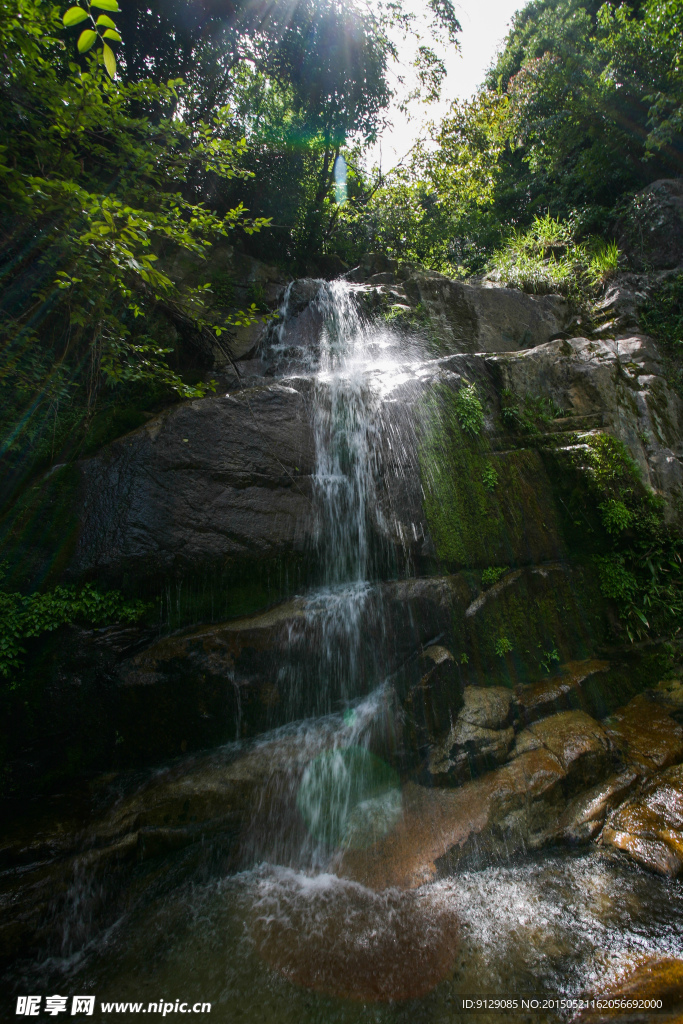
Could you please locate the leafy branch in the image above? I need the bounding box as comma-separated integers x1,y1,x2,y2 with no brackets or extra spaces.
63,0,120,78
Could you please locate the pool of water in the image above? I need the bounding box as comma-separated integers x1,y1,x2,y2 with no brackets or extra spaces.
7,846,683,1022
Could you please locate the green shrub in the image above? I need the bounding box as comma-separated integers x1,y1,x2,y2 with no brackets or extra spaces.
482,461,498,491
0,580,146,685
482,566,507,587
455,381,484,435
494,635,513,657
600,499,634,534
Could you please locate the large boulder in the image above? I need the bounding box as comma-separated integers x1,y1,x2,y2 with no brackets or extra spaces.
491,334,683,525
337,708,613,889
617,178,683,270
348,263,569,353
71,382,316,590
601,764,683,878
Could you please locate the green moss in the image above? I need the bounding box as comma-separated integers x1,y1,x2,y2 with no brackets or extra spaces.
482,566,507,587
418,382,564,568
543,433,683,644
461,564,605,687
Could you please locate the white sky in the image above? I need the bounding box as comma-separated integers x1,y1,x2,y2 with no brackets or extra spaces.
370,0,524,172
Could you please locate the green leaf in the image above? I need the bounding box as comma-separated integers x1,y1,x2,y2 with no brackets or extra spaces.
77,28,97,52
95,14,117,28
90,0,120,9
102,42,116,77
63,6,89,26
102,28,121,41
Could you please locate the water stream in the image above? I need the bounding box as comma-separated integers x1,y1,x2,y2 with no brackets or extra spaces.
4,281,683,1018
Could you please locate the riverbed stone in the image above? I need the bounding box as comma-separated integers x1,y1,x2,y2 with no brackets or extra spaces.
338,709,612,889
601,764,683,878
577,956,683,1024
602,693,683,773
514,659,611,726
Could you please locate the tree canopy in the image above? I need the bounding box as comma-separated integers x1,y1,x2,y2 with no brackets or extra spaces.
330,0,683,273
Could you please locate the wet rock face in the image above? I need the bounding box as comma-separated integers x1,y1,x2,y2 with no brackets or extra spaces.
338,707,616,890
72,382,316,589
602,764,683,878
67,279,683,595
427,687,514,784
578,956,683,1024
348,262,568,354
492,334,683,527
514,660,611,726
603,692,683,773
251,874,460,1002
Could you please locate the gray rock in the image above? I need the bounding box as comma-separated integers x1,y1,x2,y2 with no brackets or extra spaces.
491,334,683,526
357,269,567,354
617,178,683,270
459,685,513,729
72,381,317,587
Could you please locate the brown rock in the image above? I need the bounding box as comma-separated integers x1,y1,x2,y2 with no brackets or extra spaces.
601,764,683,878
576,956,683,1023
459,685,513,730
603,693,683,773
561,770,638,843
338,738,578,890
515,660,610,726
428,721,515,784
424,684,515,783
513,710,612,791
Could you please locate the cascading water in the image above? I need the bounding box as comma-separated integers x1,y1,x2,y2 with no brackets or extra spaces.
238,280,409,869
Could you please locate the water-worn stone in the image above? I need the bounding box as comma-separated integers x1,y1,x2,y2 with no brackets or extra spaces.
0,732,321,962
601,764,683,878
577,957,683,1024
426,685,515,784
113,576,475,759
338,709,612,889
72,382,317,588
560,770,638,844
603,693,683,773
514,660,611,726
514,710,612,788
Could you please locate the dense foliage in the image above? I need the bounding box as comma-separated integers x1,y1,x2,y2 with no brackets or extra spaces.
2,0,444,492
330,0,683,274
0,575,146,681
